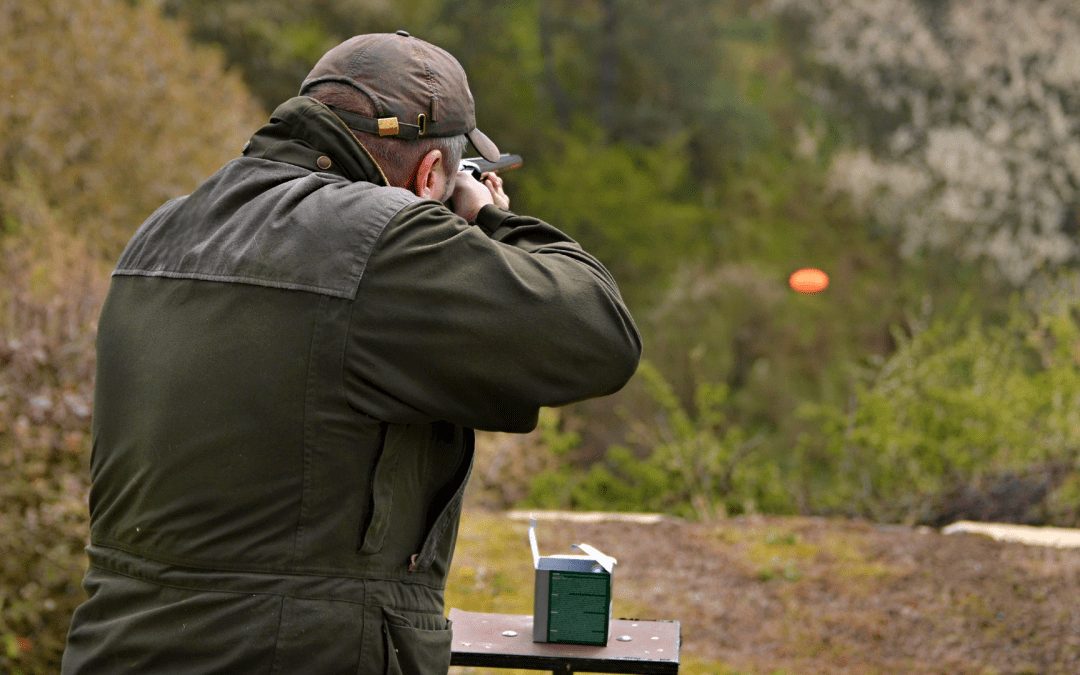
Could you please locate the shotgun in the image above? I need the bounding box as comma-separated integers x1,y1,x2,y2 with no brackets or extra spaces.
459,153,523,181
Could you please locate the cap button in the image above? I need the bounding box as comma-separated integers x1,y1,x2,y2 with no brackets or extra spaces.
316,155,332,170
395,29,411,37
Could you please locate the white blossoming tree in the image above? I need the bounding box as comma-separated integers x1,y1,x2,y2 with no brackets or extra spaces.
771,0,1080,283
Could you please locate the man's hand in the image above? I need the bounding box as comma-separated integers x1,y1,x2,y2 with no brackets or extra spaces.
450,170,510,222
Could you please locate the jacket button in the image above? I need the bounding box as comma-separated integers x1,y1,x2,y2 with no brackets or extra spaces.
316,155,332,170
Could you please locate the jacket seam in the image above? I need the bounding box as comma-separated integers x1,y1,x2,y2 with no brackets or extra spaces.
89,541,448,589
86,560,375,606
112,268,355,299
292,294,329,563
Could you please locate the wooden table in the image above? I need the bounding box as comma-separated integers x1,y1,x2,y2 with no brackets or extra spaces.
449,609,680,674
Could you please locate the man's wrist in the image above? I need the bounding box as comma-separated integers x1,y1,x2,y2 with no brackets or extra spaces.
475,203,515,235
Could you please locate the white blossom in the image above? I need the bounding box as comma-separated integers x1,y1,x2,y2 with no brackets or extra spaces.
771,0,1080,283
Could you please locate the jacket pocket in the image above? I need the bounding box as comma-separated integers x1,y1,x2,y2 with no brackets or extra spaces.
358,424,397,554
409,428,474,573
382,607,452,675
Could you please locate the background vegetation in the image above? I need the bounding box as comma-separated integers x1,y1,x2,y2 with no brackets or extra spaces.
2,0,1078,671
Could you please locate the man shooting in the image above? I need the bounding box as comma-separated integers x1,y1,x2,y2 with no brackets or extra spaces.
62,32,640,674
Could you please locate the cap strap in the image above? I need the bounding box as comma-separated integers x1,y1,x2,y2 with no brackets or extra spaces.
327,104,425,140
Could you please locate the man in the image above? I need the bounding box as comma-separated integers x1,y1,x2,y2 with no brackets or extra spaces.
63,32,640,674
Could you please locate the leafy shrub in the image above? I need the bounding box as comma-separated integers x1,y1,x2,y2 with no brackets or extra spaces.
525,361,792,520
795,279,1080,525
0,232,102,675
0,0,262,258
0,1,261,671
528,279,1080,528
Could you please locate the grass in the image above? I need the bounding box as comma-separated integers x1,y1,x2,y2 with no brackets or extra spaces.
446,513,534,616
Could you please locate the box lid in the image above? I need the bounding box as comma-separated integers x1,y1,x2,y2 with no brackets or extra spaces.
529,517,617,573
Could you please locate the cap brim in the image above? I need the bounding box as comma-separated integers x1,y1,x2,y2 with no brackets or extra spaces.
467,128,501,162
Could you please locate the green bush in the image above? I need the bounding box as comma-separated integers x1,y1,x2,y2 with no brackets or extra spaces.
528,280,1080,528
795,281,1080,525
525,361,793,519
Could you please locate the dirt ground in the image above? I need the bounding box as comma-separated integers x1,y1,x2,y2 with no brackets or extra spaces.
449,511,1080,674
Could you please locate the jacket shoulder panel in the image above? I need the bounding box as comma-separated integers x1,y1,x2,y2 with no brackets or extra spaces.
114,157,417,299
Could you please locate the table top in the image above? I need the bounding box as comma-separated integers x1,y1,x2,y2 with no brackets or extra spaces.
449,609,680,674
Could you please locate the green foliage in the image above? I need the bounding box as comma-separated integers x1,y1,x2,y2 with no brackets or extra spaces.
539,407,580,459
526,361,791,519
517,409,583,509
639,147,926,444
529,280,1079,527
155,0,439,109
518,125,708,305
794,282,1080,524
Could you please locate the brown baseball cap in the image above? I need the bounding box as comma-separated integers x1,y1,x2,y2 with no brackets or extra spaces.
299,31,500,162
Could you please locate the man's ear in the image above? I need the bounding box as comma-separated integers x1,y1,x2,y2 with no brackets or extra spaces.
413,149,444,199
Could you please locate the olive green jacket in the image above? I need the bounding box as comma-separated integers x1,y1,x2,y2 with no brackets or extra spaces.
62,97,640,674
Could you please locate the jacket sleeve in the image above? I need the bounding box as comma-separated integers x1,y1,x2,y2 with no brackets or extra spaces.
344,201,642,432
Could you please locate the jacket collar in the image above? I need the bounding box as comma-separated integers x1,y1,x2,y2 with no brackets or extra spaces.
242,96,389,185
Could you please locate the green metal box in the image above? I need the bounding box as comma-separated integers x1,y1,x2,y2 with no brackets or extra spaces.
529,519,617,646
